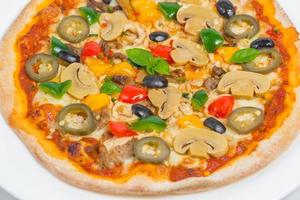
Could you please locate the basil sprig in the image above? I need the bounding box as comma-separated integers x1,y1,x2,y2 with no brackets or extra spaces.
191,90,208,111
100,79,121,95
230,48,260,64
79,7,100,25
126,48,170,75
200,28,224,53
39,80,72,99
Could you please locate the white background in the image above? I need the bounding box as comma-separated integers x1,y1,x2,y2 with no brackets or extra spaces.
0,0,300,200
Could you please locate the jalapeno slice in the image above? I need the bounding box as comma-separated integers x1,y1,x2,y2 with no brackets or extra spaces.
228,107,264,134
25,53,59,82
134,136,170,164
57,16,90,43
224,14,259,39
57,103,97,136
242,48,282,74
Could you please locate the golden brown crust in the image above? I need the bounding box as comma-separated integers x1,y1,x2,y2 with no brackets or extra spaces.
0,0,300,195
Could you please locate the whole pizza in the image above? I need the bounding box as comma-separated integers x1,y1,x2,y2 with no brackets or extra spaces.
0,0,300,195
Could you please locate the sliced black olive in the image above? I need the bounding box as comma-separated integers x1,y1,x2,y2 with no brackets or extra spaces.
216,0,236,18
25,53,59,82
57,16,89,43
204,117,226,134
250,38,275,49
224,14,259,39
149,31,170,42
132,104,153,118
103,0,112,4
134,136,170,164
242,48,282,74
57,103,97,136
58,50,80,64
143,75,168,89
228,107,264,134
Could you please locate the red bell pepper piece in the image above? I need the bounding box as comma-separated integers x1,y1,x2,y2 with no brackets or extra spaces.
149,44,173,63
81,41,102,60
208,96,235,118
119,85,148,104
108,121,137,137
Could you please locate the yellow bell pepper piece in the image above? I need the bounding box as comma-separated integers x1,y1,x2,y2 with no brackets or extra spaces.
215,47,239,63
109,62,136,77
184,65,209,80
82,94,110,111
131,0,161,25
85,57,112,77
131,0,157,13
138,9,161,24
177,115,203,128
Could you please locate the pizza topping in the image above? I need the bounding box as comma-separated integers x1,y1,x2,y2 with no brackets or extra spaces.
200,28,224,53
131,116,167,132
51,36,70,57
242,48,282,74
100,79,121,95
176,5,222,35
100,11,127,41
171,38,209,67
79,7,100,25
60,63,98,99
158,2,181,20
81,41,102,60
149,31,170,43
57,16,90,43
208,96,235,118
228,107,264,134
191,90,208,111
119,85,148,104
57,103,97,136
173,127,228,159
177,115,203,129
148,86,181,119
143,75,168,89
216,0,236,18
58,50,80,64
230,48,260,64
217,71,270,98
25,53,59,82
134,136,170,164
82,93,110,111
108,121,137,137
132,104,153,119
39,80,72,99
224,14,260,39
203,117,226,134
250,37,275,49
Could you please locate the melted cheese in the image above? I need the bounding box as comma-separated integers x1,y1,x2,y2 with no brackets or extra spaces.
234,98,265,110
104,136,134,151
33,89,79,106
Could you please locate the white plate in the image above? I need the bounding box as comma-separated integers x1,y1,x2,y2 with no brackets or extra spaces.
0,0,300,200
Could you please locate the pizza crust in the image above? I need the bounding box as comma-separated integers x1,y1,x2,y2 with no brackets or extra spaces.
0,0,300,195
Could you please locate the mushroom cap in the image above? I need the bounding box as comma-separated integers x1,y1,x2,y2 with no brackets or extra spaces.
148,86,181,119
61,63,98,99
171,38,209,67
174,127,228,158
177,5,222,35
217,71,271,98
100,11,127,41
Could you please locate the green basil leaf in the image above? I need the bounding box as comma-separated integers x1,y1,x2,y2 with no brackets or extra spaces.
39,80,72,99
230,48,260,64
200,28,224,53
131,116,167,132
126,48,153,67
146,64,155,75
100,80,121,95
79,7,100,25
158,2,181,20
153,58,170,75
191,90,208,111
51,36,70,57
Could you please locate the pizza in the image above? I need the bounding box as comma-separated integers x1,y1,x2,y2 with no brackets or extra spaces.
0,0,300,195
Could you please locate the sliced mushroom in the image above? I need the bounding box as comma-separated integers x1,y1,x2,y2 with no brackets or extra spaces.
148,86,181,119
100,11,127,41
217,71,271,98
174,127,228,159
61,63,98,99
171,38,209,67
116,0,137,20
177,5,222,35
